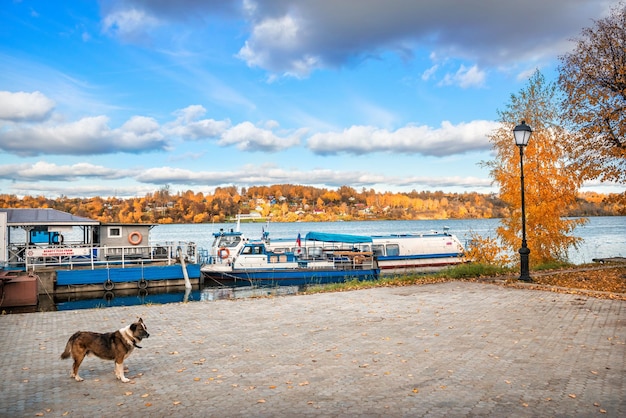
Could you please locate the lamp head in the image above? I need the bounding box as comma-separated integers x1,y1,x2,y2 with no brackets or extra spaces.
513,120,532,146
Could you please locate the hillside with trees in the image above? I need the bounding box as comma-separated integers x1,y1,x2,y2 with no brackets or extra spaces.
0,186,622,224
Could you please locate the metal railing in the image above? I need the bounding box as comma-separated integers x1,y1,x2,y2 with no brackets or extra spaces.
6,242,198,271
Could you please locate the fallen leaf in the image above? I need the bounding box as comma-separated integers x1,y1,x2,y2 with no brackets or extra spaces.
173,401,181,405
124,391,133,396
412,388,419,393
569,394,577,399
257,399,266,403
145,403,152,407
141,393,149,398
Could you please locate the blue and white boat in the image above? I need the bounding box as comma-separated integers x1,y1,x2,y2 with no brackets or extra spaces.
205,222,465,277
201,232,379,287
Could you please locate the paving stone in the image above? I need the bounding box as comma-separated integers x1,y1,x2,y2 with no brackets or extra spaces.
0,281,624,417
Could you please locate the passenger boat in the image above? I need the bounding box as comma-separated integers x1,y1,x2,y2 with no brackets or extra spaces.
201,232,379,287
206,222,465,277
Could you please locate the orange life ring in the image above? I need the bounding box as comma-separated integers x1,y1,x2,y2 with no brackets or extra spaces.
218,247,230,259
128,231,143,245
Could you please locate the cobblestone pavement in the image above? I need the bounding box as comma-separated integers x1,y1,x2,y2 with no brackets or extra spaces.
1,281,624,417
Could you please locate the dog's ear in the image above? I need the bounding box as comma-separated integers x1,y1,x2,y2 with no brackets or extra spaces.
138,318,143,323
130,323,137,331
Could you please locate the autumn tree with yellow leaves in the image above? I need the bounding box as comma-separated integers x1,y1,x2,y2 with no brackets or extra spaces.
558,2,626,188
484,71,587,265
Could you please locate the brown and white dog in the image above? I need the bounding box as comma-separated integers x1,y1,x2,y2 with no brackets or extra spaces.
60,317,149,382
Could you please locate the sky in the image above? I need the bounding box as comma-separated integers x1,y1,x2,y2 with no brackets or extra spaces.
0,0,623,199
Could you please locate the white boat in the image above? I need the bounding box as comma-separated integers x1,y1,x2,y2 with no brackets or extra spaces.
201,232,379,287
267,229,465,275
205,221,465,277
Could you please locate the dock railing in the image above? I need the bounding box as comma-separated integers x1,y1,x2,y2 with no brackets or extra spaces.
8,242,198,271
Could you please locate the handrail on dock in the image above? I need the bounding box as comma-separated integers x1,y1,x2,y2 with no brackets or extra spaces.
7,242,198,271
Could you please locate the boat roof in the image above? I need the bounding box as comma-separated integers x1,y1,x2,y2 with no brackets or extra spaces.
305,232,373,244
0,208,100,226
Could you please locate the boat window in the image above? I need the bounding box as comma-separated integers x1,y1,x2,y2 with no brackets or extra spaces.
225,236,241,247
255,246,263,254
213,236,241,248
242,246,252,254
386,244,400,256
372,244,384,256
108,227,122,238
309,247,322,258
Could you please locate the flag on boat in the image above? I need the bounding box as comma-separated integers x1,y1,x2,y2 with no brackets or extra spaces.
295,233,302,254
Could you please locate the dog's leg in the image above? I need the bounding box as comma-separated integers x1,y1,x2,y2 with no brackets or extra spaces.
115,362,130,383
71,354,85,382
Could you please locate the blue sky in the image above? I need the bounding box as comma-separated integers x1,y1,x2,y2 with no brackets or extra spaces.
0,0,623,198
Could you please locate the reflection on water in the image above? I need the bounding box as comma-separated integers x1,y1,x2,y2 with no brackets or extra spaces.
16,284,301,313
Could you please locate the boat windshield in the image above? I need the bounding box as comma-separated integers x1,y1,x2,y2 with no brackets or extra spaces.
213,235,242,248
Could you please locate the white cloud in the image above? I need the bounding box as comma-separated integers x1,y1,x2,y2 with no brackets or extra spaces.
0,115,168,156
0,161,133,181
0,91,55,121
307,120,498,156
101,7,161,43
166,105,231,140
218,121,302,152
439,65,486,88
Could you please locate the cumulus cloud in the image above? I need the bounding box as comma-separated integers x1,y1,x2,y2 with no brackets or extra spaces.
0,91,55,121
101,7,161,43
307,120,498,156
218,121,303,152
132,163,492,190
165,105,230,140
0,115,168,156
0,161,133,181
439,65,486,88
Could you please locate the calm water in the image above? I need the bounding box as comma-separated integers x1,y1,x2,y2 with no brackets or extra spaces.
150,216,625,265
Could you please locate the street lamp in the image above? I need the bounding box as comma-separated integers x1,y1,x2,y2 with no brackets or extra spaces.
513,120,532,282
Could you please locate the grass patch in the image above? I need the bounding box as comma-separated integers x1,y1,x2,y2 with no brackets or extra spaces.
432,263,512,279
302,264,511,294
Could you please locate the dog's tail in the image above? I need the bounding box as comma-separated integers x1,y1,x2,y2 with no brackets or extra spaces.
60,333,77,359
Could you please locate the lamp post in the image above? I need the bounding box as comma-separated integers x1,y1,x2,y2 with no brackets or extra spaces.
513,120,532,282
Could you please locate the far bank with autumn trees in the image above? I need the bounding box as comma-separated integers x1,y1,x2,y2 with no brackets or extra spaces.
0,186,622,224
